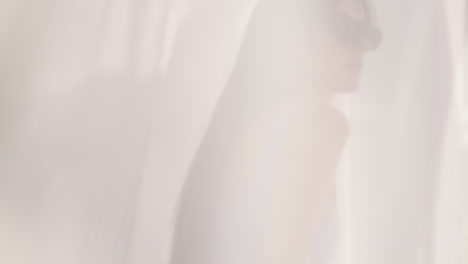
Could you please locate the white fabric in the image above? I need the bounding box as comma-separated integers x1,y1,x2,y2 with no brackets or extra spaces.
347,1,465,263
0,0,465,264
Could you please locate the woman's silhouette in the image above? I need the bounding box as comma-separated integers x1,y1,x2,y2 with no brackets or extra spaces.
170,0,380,263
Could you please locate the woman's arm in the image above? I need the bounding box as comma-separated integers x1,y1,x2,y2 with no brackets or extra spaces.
170,104,348,264
225,105,348,264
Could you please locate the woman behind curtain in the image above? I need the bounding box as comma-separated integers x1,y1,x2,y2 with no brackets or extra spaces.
170,0,380,263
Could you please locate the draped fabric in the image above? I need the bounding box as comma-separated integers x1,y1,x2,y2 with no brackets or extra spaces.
347,1,465,264
0,1,465,264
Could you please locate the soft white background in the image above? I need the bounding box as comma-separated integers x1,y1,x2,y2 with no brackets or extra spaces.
0,0,466,264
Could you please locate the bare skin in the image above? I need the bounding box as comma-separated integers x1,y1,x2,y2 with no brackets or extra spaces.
252,2,372,262
170,1,373,264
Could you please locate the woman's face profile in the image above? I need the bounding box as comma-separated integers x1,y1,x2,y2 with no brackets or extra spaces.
315,0,377,94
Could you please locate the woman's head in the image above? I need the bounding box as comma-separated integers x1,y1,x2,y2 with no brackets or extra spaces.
230,0,381,103
316,0,381,93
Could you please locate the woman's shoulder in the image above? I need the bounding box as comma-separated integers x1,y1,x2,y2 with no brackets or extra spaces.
264,100,349,142
237,100,349,163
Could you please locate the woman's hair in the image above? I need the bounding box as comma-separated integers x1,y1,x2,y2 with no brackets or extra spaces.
222,0,336,111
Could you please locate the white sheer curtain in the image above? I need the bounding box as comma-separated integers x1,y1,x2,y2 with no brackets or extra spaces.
346,1,465,264
0,1,465,264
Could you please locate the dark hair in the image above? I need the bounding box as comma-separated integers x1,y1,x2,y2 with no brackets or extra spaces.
221,0,333,110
